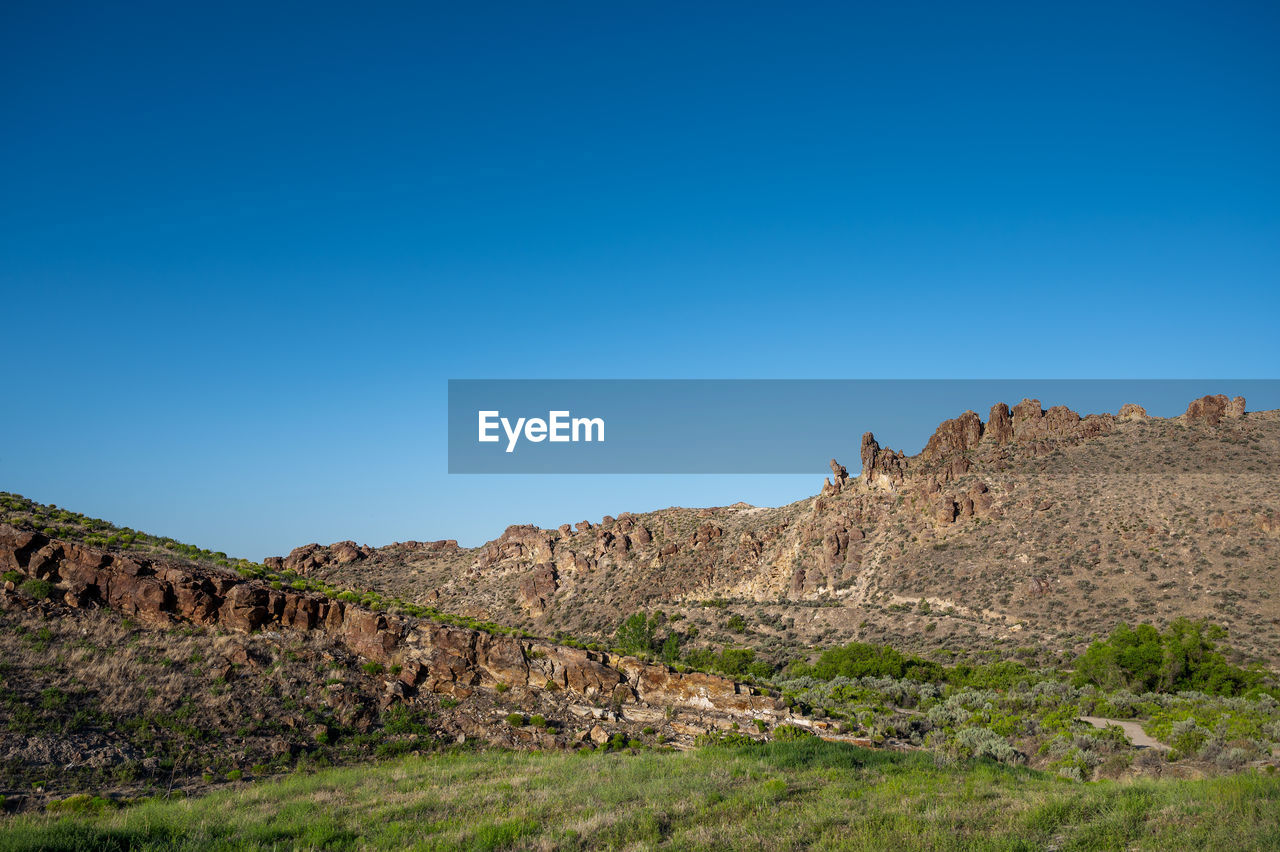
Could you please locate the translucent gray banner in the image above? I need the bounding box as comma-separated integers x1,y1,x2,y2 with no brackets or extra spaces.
447,379,1279,473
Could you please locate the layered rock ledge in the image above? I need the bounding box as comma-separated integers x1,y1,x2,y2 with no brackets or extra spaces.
0,524,787,736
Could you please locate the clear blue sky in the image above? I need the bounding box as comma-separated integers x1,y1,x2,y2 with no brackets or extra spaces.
2,1,1277,558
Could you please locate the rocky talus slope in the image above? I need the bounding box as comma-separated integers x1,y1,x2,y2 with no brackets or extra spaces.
283,395,1280,666
0,523,814,761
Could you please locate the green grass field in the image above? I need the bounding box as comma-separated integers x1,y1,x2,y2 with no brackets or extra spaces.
3,741,1278,851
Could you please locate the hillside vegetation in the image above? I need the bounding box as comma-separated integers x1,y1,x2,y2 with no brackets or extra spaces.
3,741,1279,851
1,395,1277,847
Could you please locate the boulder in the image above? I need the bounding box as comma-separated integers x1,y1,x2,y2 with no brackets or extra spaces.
221,584,270,632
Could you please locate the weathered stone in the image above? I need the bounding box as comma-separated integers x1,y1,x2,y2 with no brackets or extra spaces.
518,564,558,613
922,411,983,461
861,432,906,488
222,584,270,632
987,402,1013,443
1185,394,1246,425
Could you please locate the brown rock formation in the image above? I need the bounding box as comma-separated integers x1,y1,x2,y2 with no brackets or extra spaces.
1184,394,1246,425
922,411,983,461
822,459,849,496
860,432,906,488
276,541,372,575
0,524,786,729
931,497,958,526
518,564,559,613
987,402,1013,444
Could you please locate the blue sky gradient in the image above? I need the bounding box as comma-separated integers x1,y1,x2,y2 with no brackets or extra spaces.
2,2,1277,557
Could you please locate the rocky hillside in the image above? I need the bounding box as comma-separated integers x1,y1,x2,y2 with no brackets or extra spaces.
0,523,817,809
2,393,1277,809
278,394,1280,667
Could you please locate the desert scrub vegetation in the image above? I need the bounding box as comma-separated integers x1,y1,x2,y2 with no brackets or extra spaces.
1,740,1278,850
0,606,450,798
611,610,774,679
0,492,257,573
1071,619,1267,695
773,672,1280,779
774,623,1279,779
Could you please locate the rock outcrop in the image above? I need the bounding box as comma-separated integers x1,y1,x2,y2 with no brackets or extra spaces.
922,411,983,461
1184,395,1246,425
986,402,1013,444
517,564,558,614
0,525,785,731
860,432,906,488
267,541,373,574
821,458,850,496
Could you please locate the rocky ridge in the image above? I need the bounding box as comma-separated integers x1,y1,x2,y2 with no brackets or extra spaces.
281,394,1279,666
0,524,812,753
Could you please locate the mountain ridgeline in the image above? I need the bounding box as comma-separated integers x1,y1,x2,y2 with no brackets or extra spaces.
265,394,1280,668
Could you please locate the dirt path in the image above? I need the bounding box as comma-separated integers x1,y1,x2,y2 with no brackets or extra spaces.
1079,716,1169,750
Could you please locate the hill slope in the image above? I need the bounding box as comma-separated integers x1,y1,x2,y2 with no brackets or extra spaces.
275,395,1280,666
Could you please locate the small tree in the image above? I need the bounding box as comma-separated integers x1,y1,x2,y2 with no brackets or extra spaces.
615,612,657,655
660,632,681,664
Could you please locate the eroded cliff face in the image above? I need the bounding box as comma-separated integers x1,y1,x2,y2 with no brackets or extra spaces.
0,524,791,746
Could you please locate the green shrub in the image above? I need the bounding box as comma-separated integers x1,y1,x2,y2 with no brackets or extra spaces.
773,724,815,742
19,578,53,600
1169,719,1210,755
361,662,385,676
2,570,22,584
506,713,526,727
790,642,944,683
615,612,658,655
951,727,1021,763
529,714,547,728
1072,619,1263,696
683,646,773,679
45,794,115,814
696,730,757,747
383,705,435,737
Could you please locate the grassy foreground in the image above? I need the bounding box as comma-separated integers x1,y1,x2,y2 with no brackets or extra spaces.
2,741,1278,851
